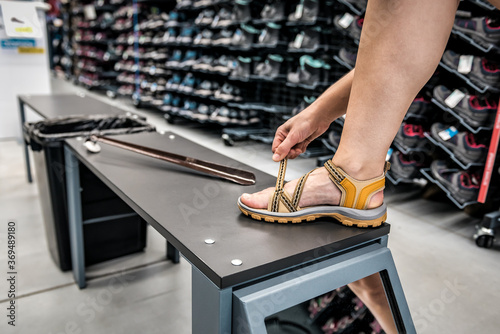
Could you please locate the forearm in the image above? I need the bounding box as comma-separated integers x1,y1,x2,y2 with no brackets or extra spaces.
306,69,354,121
489,0,500,9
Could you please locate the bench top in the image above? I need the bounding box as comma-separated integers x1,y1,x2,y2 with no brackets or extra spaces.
65,131,390,289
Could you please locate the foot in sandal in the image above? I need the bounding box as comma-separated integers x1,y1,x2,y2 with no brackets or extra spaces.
238,159,389,227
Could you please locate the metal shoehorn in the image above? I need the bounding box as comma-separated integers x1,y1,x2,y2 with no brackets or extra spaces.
89,135,256,186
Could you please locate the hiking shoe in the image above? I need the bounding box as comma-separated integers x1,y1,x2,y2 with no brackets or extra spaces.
253,54,283,79
288,27,321,51
406,96,432,119
211,29,234,46
260,1,285,21
214,83,242,101
179,73,198,93
433,85,497,127
176,26,196,44
334,14,363,40
430,123,488,163
165,49,183,67
210,55,236,74
230,56,252,79
195,9,215,26
165,73,183,90
394,123,425,148
255,22,281,47
390,151,423,180
454,17,500,45
192,55,214,71
430,160,480,204
287,55,329,86
212,7,234,28
233,0,252,23
194,80,219,96
338,47,357,67
442,50,500,86
178,50,198,68
231,24,260,49
288,0,319,24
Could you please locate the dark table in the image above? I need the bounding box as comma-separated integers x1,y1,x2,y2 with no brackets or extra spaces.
63,131,416,333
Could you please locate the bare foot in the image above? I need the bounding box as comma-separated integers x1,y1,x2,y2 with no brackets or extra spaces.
240,167,384,209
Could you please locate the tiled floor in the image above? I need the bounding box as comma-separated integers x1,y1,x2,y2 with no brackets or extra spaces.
1,79,499,333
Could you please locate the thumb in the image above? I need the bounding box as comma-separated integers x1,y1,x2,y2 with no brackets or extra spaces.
272,134,298,162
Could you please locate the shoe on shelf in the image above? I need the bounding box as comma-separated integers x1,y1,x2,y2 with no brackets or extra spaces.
231,24,260,49
214,82,243,101
430,123,488,164
210,55,236,74
406,96,432,119
433,85,497,127
194,80,220,96
212,29,234,46
393,123,425,148
260,0,285,21
334,13,363,40
287,55,330,87
230,56,252,80
442,50,500,86
343,0,367,11
195,9,215,26
255,22,281,47
389,151,423,180
179,50,198,68
165,49,183,68
179,73,199,93
165,73,183,90
233,0,252,23
176,26,197,44
193,103,216,121
253,54,283,79
291,95,316,116
288,0,319,24
237,158,391,226
193,29,214,45
454,16,500,45
212,7,234,28
338,47,357,67
192,55,215,71
288,27,321,51
430,160,480,204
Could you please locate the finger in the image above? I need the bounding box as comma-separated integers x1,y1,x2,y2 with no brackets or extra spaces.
273,133,300,161
272,126,288,153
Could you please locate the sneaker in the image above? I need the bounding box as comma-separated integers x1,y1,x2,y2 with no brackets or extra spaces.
231,24,260,49
334,14,363,40
230,56,252,79
255,22,281,47
165,73,183,90
430,160,480,203
179,73,198,93
343,0,367,11
288,27,321,51
454,17,500,45
292,96,316,116
210,55,235,74
179,50,198,68
406,96,432,119
260,1,285,21
192,55,214,71
193,29,214,45
212,29,234,46
233,0,252,23
212,7,234,28
288,0,319,24
394,123,425,148
176,26,196,44
430,123,487,163
214,83,243,101
338,47,357,67
253,54,283,79
165,11,185,27
287,55,329,86
193,103,216,121
180,100,198,117
194,80,220,96
390,151,423,180
165,49,183,67
195,9,215,26
442,50,500,86
210,106,232,124
433,85,497,127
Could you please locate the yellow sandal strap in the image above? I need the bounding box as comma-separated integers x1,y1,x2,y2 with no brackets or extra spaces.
269,159,297,213
324,160,390,210
291,169,316,209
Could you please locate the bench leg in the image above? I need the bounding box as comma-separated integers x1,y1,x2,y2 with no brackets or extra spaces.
64,145,86,289
232,237,416,334
19,99,33,183
166,241,180,264
192,267,232,334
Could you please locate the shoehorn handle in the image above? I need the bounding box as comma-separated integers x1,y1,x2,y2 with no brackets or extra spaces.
90,135,256,186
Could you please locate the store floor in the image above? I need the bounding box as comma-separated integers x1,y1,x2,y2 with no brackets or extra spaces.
1,79,499,333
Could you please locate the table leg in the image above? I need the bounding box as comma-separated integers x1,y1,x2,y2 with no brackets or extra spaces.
166,241,180,264
192,267,232,334
19,99,33,183
64,145,86,289
232,237,416,334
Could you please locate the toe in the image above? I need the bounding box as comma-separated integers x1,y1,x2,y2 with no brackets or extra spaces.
240,187,274,209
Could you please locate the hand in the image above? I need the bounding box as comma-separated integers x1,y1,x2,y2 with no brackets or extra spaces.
272,107,333,161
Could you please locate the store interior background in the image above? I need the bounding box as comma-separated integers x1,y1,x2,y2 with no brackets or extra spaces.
1,0,500,333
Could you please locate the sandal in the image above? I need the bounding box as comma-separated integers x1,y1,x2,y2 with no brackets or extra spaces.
237,159,390,227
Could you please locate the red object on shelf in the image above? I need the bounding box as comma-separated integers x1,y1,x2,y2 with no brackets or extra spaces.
478,99,500,203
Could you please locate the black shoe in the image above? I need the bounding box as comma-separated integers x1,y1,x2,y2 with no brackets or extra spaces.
231,24,260,49
288,0,319,24
291,96,316,116
430,160,480,204
442,50,500,87
394,123,425,148
178,50,198,68
255,22,281,47
430,123,488,164
230,56,252,80
212,7,234,28
338,47,357,67
253,54,283,79
288,27,321,51
287,55,329,87
260,1,285,21
433,85,497,127
212,29,234,46
233,0,252,23
406,96,432,119
165,49,183,68
390,151,423,180
454,17,500,45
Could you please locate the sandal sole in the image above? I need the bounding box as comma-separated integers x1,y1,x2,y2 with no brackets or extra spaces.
238,203,386,228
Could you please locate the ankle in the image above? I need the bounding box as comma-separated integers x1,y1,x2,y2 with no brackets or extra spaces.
331,156,385,181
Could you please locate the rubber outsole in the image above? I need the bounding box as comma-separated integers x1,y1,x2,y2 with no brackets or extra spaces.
237,203,386,228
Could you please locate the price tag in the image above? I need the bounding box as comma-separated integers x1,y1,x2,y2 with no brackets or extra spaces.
293,32,304,49
338,13,354,29
438,126,458,141
83,5,97,21
458,55,473,74
444,89,466,108
295,4,304,19
386,148,393,162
